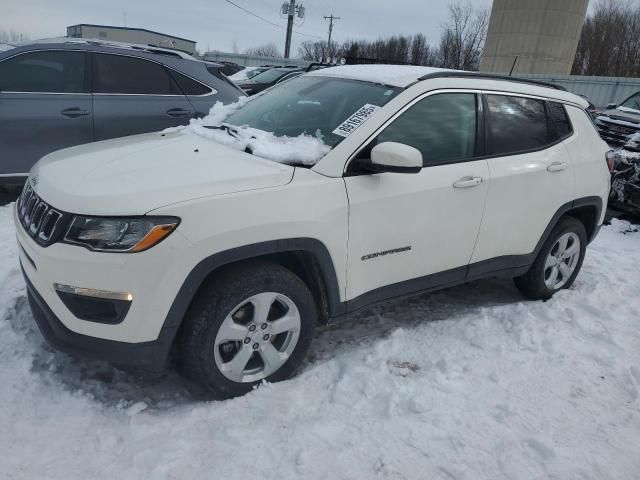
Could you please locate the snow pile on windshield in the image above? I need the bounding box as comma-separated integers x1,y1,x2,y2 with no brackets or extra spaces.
170,99,331,166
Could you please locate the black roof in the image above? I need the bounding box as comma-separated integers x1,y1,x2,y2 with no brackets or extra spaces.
68,24,195,45
417,71,566,91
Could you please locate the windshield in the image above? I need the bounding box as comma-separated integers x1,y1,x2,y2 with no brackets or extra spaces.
249,69,299,84
225,75,400,149
246,68,269,79
620,92,640,112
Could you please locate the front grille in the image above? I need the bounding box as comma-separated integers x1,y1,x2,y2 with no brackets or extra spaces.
16,183,69,247
597,119,639,146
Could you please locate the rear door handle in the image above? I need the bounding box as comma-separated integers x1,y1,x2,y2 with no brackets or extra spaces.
166,108,193,118
453,176,483,188
547,161,567,172
61,107,89,118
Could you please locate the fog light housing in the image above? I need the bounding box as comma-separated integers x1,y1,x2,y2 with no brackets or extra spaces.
54,284,132,324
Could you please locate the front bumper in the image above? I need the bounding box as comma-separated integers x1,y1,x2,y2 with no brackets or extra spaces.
23,266,174,371
14,200,195,371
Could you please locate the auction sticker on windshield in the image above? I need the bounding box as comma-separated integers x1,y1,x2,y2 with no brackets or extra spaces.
332,104,381,138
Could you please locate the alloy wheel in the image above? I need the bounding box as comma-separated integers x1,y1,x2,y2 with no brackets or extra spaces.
543,232,581,290
213,292,301,383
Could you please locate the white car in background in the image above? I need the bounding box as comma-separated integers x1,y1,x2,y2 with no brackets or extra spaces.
15,65,610,399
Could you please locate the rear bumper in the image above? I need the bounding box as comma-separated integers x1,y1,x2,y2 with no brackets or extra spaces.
23,266,175,372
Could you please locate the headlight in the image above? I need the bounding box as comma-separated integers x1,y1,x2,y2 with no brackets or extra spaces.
63,216,180,252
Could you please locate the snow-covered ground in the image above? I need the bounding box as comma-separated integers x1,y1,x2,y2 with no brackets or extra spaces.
1,203,640,480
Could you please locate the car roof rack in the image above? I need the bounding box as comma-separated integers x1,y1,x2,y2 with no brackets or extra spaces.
306,62,335,72
417,71,566,91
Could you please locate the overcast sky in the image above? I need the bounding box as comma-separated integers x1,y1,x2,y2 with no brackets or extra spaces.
2,0,494,55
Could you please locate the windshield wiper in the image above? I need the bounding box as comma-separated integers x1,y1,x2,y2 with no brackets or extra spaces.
203,124,239,139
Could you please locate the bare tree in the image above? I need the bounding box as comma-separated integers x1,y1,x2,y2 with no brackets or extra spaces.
298,40,339,62
0,30,29,43
244,43,281,58
572,0,640,77
438,2,489,70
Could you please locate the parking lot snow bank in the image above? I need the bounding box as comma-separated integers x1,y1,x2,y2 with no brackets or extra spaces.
166,99,331,166
2,205,640,480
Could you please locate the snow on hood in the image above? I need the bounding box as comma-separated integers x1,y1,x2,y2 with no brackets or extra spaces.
165,98,332,166
31,130,294,215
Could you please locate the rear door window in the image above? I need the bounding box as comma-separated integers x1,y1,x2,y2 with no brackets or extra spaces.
0,50,86,93
93,53,179,95
486,94,552,155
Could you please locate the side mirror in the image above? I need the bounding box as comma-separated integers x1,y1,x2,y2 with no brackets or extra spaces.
606,103,617,110
370,142,422,174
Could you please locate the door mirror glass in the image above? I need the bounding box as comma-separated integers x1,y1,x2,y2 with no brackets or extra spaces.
606,103,617,110
370,142,422,173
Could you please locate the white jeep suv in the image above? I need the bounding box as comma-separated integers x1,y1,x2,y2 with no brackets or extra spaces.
15,65,610,398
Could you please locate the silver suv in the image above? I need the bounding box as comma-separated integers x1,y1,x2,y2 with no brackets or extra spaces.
0,38,244,188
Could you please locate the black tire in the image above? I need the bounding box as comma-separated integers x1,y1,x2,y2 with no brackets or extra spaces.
178,261,316,399
514,216,587,300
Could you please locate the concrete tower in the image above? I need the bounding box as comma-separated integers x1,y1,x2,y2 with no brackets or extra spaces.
480,0,589,75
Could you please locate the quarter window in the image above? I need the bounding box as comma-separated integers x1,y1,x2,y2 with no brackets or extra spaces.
376,93,477,166
0,50,86,93
547,101,573,140
169,70,211,96
93,54,179,95
486,95,551,155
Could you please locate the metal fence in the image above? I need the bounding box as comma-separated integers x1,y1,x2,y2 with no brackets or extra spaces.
202,54,639,107
203,51,306,68
513,73,640,108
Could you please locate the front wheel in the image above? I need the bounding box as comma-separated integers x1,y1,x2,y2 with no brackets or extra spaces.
178,262,316,399
514,216,587,300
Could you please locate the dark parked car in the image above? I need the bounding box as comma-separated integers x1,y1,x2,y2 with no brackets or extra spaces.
0,38,244,188
218,61,244,76
236,67,303,95
594,91,640,146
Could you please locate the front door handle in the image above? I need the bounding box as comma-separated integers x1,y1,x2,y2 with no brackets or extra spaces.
61,107,89,118
453,176,483,188
166,108,192,118
547,161,567,172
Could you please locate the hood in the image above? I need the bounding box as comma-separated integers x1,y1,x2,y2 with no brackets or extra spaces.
600,108,640,124
31,129,294,215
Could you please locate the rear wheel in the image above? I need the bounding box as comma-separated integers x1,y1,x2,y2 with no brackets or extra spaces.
514,216,587,300
178,262,316,399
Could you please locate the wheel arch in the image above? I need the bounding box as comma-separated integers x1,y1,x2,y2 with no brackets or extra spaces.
534,196,603,256
162,239,344,341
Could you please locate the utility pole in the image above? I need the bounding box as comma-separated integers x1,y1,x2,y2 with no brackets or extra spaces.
324,14,340,62
283,0,298,59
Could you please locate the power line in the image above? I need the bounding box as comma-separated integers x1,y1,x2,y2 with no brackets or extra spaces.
222,0,322,39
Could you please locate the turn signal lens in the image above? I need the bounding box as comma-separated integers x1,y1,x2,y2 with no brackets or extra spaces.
130,224,179,252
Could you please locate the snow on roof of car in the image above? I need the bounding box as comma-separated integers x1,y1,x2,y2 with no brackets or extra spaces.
306,64,451,88
305,65,586,105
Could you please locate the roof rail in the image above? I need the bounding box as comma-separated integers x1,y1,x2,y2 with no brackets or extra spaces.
417,71,566,91
306,62,335,72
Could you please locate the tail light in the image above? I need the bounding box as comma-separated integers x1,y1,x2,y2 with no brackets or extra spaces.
606,150,616,172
